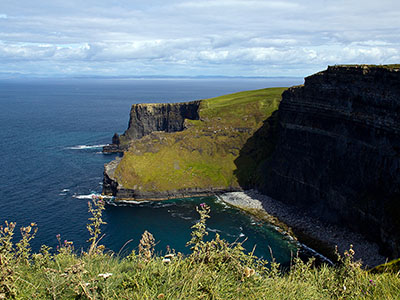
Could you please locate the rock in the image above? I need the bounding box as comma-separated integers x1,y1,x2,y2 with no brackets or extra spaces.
112,133,120,145
253,65,400,258
103,101,201,153
123,101,201,140
102,88,284,201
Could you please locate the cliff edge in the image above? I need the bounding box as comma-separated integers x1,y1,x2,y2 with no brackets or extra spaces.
103,88,284,200
103,101,201,152
248,65,400,258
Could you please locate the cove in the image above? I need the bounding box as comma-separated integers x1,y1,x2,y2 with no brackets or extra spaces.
0,77,302,266
102,196,297,266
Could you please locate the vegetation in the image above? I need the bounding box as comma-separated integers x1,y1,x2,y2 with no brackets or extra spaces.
114,88,285,192
334,64,400,69
1,198,400,299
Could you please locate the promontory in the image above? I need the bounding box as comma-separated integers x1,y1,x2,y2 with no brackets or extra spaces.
103,64,400,260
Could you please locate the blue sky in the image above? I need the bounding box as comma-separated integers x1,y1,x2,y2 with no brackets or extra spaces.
0,0,399,78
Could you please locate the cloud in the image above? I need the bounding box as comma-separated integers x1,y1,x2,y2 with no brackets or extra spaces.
0,0,399,77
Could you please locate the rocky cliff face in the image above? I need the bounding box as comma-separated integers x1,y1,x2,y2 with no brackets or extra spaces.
103,101,200,152
255,65,400,258
102,88,284,200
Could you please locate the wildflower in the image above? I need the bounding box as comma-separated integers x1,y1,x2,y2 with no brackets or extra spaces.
162,258,171,263
369,279,376,286
157,294,165,299
200,203,206,208
343,284,346,291
243,267,255,278
98,272,113,279
349,245,355,255
56,234,61,239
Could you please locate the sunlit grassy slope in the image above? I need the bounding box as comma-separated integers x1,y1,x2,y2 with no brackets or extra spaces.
114,88,285,192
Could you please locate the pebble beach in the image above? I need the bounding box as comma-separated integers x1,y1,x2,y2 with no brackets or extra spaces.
219,190,386,267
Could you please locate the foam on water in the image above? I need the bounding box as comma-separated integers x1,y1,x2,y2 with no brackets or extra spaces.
206,227,223,233
72,193,99,199
66,144,108,150
111,200,149,205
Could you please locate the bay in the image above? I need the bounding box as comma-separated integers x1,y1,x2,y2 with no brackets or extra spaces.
0,77,302,266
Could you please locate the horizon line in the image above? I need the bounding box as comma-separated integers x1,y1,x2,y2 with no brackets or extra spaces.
0,74,304,80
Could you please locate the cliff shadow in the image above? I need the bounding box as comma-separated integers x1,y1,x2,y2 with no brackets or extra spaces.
234,110,279,189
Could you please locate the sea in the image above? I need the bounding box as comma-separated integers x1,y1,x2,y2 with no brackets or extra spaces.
0,77,303,266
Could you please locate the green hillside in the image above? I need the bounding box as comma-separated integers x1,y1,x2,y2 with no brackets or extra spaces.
114,88,285,192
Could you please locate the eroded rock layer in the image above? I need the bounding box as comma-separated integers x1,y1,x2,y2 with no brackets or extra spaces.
102,88,284,200
256,65,400,258
103,101,200,152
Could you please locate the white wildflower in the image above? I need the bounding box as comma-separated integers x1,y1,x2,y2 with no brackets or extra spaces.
98,272,113,279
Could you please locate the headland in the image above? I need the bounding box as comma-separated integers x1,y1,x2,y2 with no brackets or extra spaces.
103,64,400,265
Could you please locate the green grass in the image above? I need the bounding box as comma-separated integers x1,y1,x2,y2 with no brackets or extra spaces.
334,64,400,69
114,88,286,192
2,200,400,300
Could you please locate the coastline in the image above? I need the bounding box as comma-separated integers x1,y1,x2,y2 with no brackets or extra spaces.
218,190,387,268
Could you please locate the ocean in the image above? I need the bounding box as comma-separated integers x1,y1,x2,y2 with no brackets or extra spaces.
0,77,303,266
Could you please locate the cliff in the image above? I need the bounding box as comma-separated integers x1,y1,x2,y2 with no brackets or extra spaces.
247,65,400,258
103,88,285,200
103,101,201,152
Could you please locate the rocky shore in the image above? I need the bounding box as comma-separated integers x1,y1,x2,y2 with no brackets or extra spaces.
219,190,387,267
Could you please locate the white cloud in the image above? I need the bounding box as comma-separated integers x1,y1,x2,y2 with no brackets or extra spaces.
0,0,399,77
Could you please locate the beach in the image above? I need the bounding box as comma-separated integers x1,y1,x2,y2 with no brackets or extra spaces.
219,190,387,267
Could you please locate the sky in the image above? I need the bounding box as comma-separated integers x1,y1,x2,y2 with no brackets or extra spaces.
0,0,399,78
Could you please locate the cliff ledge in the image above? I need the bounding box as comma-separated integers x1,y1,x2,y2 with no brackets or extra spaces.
250,65,400,258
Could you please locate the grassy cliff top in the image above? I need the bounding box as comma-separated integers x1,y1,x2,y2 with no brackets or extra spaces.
331,64,400,70
113,87,285,192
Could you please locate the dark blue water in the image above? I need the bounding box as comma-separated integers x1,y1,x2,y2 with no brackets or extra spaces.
0,77,302,265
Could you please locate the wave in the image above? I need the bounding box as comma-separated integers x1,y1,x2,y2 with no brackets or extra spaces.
72,193,100,199
171,212,193,220
72,193,113,200
114,200,149,205
206,227,223,233
66,144,108,150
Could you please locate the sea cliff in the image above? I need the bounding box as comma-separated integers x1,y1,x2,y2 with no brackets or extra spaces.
103,88,284,200
251,65,400,258
103,65,400,259
103,101,201,153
